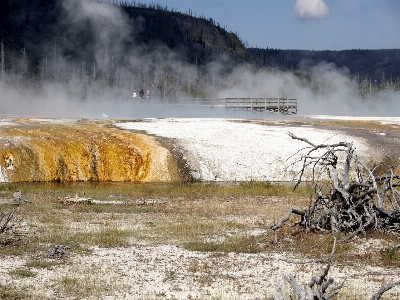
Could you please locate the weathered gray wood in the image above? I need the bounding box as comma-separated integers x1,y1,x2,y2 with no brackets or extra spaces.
271,208,306,242
272,132,400,241
0,209,17,234
47,244,70,259
271,238,346,300
225,97,297,114
177,97,298,114
371,281,400,300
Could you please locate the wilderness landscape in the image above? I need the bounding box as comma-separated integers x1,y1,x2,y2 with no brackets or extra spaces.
1,0,400,118
0,116,400,299
1,0,400,299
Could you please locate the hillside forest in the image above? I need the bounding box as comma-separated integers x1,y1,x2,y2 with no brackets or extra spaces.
1,0,400,104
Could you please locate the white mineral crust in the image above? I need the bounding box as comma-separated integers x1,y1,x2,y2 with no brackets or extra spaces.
116,118,371,182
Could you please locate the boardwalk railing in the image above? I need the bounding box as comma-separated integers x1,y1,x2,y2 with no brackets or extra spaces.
168,98,297,115
176,97,298,115
225,98,297,115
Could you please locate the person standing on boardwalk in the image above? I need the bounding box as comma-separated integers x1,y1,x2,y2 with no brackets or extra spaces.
132,90,137,99
139,89,144,99
146,89,151,100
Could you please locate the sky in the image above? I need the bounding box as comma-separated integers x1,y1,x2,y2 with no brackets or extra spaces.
135,0,400,50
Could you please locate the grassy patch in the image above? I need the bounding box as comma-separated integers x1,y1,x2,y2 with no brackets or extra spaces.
58,276,88,298
57,264,127,299
183,234,263,253
274,229,400,269
39,215,64,225
25,259,65,270
1,181,399,299
0,284,29,299
36,227,132,249
9,268,36,278
6,181,311,200
84,228,133,248
380,245,400,267
0,240,39,256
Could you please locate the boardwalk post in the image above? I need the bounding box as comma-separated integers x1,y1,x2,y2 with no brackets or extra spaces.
286,98,289,114
278,98,281,114
264,98,267,113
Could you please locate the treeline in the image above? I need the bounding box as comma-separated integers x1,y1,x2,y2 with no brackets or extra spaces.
248,48,400,92
0,0,247,71
0,39,228,100
0,0,248,99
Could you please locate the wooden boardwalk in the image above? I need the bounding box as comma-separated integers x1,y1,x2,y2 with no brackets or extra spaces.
180,97,297,115
225,98,297,114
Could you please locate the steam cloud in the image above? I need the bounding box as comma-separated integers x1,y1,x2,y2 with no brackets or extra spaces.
294,0,329,20
1,0,399,119
62,0,132,67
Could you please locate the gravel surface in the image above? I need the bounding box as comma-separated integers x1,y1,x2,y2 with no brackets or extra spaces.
1,240,399,299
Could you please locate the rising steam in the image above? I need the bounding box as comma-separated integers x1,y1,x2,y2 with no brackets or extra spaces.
0,0,399,119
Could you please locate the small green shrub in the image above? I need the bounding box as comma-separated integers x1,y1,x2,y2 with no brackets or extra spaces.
162,270,177,282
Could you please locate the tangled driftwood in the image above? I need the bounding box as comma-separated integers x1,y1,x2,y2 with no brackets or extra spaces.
270,134,400,299
271,132,400,242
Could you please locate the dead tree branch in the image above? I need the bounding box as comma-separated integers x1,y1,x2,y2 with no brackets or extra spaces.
371,281,400,300
0,208,18,234
0,191,30,244
271,208,307,242
272,132,400,241
0,208,21,244
270,238,346,300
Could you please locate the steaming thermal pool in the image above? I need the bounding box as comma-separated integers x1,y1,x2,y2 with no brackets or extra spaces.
115,118,373,182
